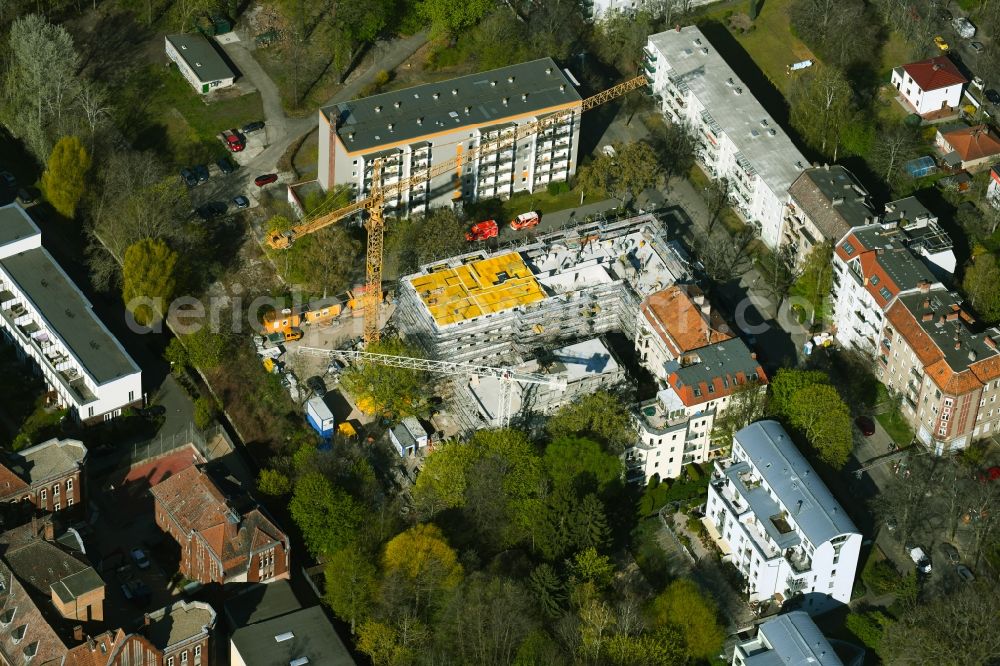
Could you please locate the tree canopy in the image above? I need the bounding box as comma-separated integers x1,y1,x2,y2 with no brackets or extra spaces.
576,141,661,207
289,472,365,556
41,136,91,218
122,238,179,327
340,336,428,417
544,435,623,493
546,391,637,454
963,252,1000,324
418,0,494,37
649,579,725,660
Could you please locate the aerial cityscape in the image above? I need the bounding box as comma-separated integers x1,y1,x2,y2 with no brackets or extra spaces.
1,0,999,664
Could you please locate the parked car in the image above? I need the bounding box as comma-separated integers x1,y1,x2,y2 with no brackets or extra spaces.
225,130,245,152
16,188,37,205
970,41,985,54
254,173,278,187
510,211,541,230
233,195,250,209
956,564,975,582
180,167,198,187
0,171,16,188
601,145,617,158
854,415,876,437
934,36,950,51
193,164,210,183
986,89,1000,105
217,158,236,175
306,375,327,398
130,548,151,569
941,542,960,565
466,219,499,241
242,120,265,133
196,201,227,220
908,546,932,574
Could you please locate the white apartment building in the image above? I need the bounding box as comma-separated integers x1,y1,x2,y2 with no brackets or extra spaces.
831,224,938,356
645,26,808,249
318,58,582,216
733,611,862,666
706,421,861,614
635,284,732,382
0,204,142,423
629,337,766,481
881,196,956,279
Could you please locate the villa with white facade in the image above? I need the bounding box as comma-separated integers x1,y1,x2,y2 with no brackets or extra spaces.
0,204,142,423
645,26,808,249
705,421,861,614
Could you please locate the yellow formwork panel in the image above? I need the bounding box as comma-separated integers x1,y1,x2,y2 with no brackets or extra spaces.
409,252,546,326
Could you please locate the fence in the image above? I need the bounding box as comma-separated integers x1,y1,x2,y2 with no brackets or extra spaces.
91,421,236,475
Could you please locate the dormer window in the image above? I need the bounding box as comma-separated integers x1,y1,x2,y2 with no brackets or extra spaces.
23,641,37,661
0,609,14,626
12,624,26,643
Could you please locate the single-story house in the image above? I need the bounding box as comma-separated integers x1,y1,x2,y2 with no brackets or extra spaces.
935,125,1000,171
891,56,967,116
389,417,428,457
165,34,236,94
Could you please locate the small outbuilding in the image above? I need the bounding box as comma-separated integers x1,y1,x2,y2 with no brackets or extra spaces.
165,33,236,94
389,417,428,457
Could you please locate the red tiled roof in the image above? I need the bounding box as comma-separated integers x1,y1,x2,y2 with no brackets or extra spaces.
641,286,732,357
940,125,1000,162
902,56,968,92
0,465,29,500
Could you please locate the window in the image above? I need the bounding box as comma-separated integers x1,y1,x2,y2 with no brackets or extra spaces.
168,658,174,666
54,503,59,511
52,484,59,496
128,391,134,402
181,651,188,665
194,646,201,666
67,499,73,507
66,479,72,492
40,489,46,502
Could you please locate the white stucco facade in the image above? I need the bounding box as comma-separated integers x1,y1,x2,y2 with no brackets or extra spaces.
890,67,964,115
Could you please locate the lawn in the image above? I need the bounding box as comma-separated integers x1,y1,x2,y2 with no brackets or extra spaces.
876,408,914,445
688,165,748,236
499,186,601,219
702,0,815,96
118,63,264,167
878,30,913,82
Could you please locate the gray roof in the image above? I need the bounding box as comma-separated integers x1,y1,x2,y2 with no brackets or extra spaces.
327,57,581,153
231,606,355,666
146,600,216,650
224,580,302,628
724,460,802,551
647,26,807,197
671,337,762,393
789,166,876,241
0,247,140,384
746,611,843,666
897,289,1000,374
0,204,40,247
6,438,86,484
50,567,103,604
165,34,235,84
850,225,937,288
734,421,858,545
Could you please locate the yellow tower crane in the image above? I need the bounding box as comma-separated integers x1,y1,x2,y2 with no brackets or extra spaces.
267,74,649,345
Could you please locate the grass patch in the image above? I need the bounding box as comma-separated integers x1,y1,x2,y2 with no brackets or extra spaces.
499,186,600,219
876,409,914,445
688,165,747,236
118,63,263,167
630,517,672,591
702,0,815,96
878,31,913,81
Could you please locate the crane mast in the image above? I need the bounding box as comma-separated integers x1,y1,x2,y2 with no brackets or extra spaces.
269,74,649,345
297,347,567,428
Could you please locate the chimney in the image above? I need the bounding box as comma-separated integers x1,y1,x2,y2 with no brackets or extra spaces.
955,340,962,350
675,23,681,31
969,350,978,362
922,312,933,322
939,314,947,324
73,626,83,642
947,312,959,321
832,196,845,205
985,336,997,350
144,613,151,627
43,520,54,541
922,297,931,308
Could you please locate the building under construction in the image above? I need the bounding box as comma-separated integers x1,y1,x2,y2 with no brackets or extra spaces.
393,213,692,366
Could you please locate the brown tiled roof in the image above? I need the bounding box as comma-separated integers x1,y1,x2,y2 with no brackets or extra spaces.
902,56,968,91
0,465,29,500
0,560,67,666
152,466,287,577
641,285,731,357
789,167,874,242
65,630,121,666
940,125,1000,162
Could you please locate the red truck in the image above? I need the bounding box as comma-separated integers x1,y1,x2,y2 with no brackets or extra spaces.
510,211,540,230
466,220,499,241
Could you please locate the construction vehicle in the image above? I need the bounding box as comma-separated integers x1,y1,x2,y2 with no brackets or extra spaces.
466,220,499,242
297,347,567,428
266,328,303,344
510,211,541,230
266,74,649,345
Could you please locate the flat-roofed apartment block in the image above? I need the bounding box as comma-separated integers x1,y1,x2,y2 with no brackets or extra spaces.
732,611,863,666
880,287,1000,453
880,196,956,279
832,225,939,357
706,421,861,615
318,58,582,216
645,26,807,249
630,337,767,482
784,166,877,266
464,338,627,427
394,214,691,366
0,204,141,424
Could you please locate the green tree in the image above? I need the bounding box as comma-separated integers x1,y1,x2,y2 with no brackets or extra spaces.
193,396,216,429
324,544,378,633
590,9,656,76
41,136,91,218
544,435,622,492
528,563,565,619
712,379,767,447
418,0,494,37
963,252,1000,323
383,523,463,613
356,620,414,666
122,239,179,327
256,468,292,496
870,123,921,189
577,142,661,207
570,547,614,588
789,65,854,158
787,384,853,468
287,226,361,297
546,391,637,454
289,472,365,556
768,368,830,418
845,609,890,656
605,628,686,666
649,579,724,661
340,336,427,417
791,242,833,326
652,121,696,185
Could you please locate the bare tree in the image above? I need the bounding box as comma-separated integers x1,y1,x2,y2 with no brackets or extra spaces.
696,226,756,283
870,123,920,188
75,80,111,142
703,178,731,236
757,244,801,312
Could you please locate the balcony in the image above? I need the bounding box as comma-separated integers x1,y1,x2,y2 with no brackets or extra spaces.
784,548,812,573
909,366,924,383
